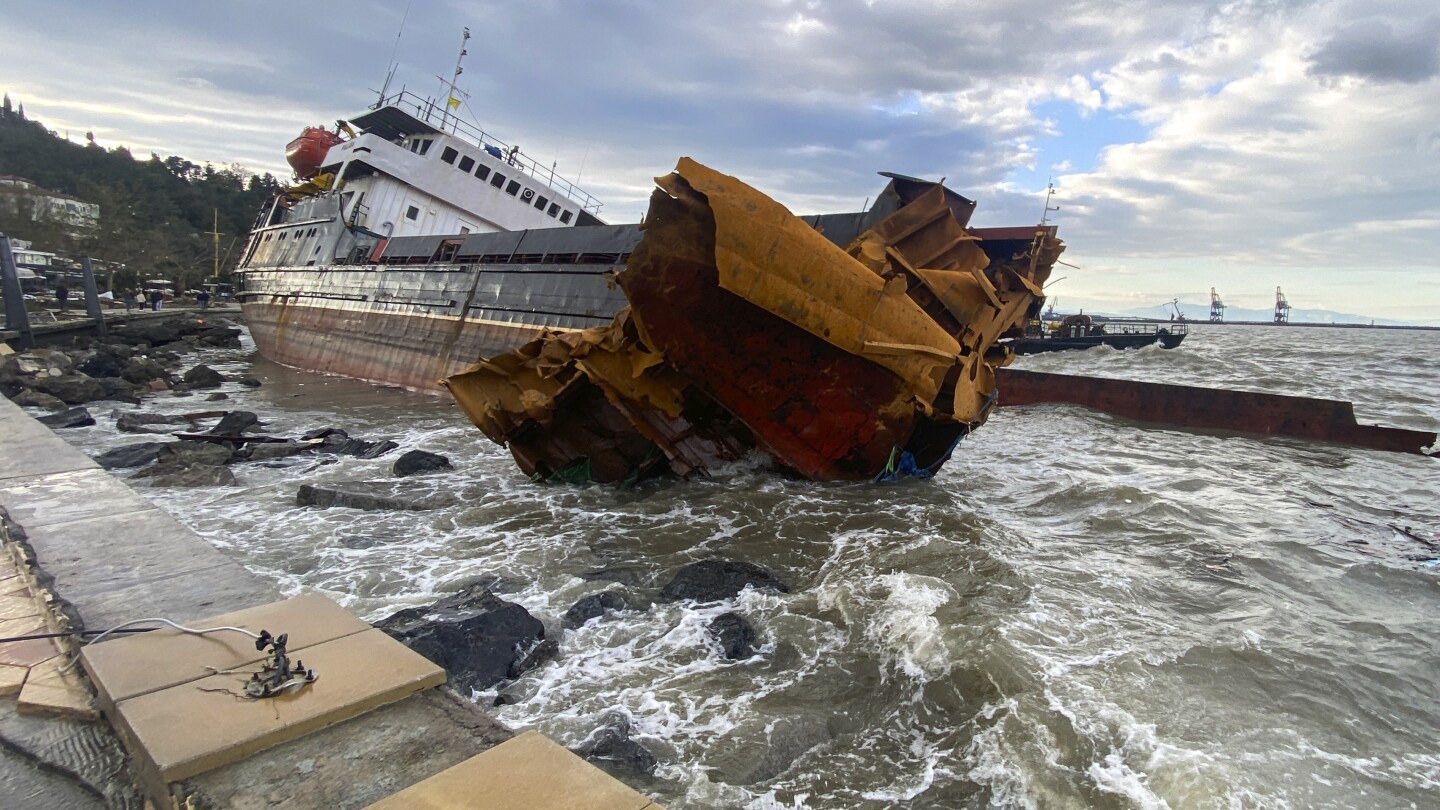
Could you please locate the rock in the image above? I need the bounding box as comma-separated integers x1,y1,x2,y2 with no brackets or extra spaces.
205,392,229,401
707,612,758,660
37,407,95,429
116,412,190,434
304,427,347,440
121,357,169,386
375,584,549,692
154,440,236,467
93,442,169,470
196,326,243,348
208,411,260,436
182,365,225,389
392,450,453,477
321,435,399,458
73,350,124,378
94,377,141,404
237,376,262,388
10,389,66,411
113,321,182,346
579,565,654,589
30,373,107,405
357,440,399,459
659,561,790,602
574,711,657,776
563,591,628,630
296,481,458,511
244,441,315,462
135,464,237,487
40,350,73,375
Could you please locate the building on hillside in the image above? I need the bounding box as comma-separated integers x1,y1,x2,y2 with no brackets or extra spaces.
0,175,100,234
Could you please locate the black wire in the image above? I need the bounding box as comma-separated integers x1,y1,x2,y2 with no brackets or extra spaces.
0,628,155,644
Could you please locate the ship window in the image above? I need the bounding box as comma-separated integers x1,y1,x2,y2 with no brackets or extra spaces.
475,165,490,181
534,195,548,211
416,139,433,156
547,203,560,217
441,146,458,164
406,205,420,221
559,210,573,224
458,156,475,172
505,180,520,196
490,172,506,188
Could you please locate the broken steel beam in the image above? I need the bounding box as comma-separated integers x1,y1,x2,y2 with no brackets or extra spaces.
995,368,1437,455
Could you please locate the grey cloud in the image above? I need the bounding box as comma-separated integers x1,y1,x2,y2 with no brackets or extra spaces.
1308,16,1440,83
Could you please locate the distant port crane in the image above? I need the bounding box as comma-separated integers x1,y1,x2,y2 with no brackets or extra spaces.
1274,287,1292,324
1209,288,1225,322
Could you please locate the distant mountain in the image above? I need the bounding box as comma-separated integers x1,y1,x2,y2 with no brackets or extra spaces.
1106,303,1439,328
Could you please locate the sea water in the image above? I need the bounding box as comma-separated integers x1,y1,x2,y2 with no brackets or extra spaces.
56,324,1440,809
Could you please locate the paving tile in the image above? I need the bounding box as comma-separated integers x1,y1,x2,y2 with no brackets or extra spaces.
115,628,444,784
0,594,41,622
81,592,372,711
0,634,59,669
16,655,98,719
361,730,662,810
0,663,27,695
0,580,28,597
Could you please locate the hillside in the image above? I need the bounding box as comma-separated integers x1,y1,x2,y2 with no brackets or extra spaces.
0,94,281,291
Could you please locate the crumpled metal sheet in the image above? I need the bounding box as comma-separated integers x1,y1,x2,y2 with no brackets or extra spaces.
444,158,1061,483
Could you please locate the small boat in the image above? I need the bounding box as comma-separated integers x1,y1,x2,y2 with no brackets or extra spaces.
1008,313,1186,354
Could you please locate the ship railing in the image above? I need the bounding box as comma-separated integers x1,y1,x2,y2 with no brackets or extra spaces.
369,90,603,215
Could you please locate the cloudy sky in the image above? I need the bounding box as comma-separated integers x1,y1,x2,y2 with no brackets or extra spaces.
4,1,1438,320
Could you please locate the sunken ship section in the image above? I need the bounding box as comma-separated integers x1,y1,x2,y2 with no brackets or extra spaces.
444,159,1062,483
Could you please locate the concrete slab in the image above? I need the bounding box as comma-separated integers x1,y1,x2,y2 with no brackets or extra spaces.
0,663,26,695
16,656,98,720
0,468,159,529
115,628,445,786
0,595,40,622
361,730,663,810
63,561,278,633
0,400,99,481
0,633,58,669
81,592,372,712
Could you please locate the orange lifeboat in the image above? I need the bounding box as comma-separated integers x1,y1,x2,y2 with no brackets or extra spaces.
285,127,344,180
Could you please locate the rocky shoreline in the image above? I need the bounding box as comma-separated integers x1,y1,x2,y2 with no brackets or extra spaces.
4,317,802,783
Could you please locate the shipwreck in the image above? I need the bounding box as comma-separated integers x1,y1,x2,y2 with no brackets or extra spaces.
444,159,1062,483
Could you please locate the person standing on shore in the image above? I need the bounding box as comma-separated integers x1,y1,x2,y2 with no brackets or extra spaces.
197,289,210,311
150,288,163,311
122,288,133,312
55,283,68,313
134,290,146,311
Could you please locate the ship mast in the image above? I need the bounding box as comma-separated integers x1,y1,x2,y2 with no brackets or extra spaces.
1039,179,1059,225
437,27,470,133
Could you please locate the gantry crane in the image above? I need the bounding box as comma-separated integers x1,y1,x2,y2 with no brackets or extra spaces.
1209,288,1225,322
1274,286,1291,324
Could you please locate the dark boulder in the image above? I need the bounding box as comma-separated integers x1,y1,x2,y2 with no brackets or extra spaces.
205,392,229,401
296,481,458,511
93,442,169,470
131,440,237,487
120,357,168,386
10,389,66,411
31,373,107,405
73,350,124,378
182,365,224,389
303,427,347,440
94,377,141,404
659,561,790,602
195,326,243,348
375,584,550,692
323,434,399,458
574,711,657,776
37,407,95,429
116,412,190,434
154,440,235,467
237,376,262,388
392,450,453,477
243,441,314,462
113,321,182,346
208,411,260,436
563,591,628,630
707,612,759,660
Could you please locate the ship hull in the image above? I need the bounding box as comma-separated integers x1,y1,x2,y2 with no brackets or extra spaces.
239,262,628,391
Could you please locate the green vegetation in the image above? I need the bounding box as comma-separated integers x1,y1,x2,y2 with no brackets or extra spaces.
0,93,281,292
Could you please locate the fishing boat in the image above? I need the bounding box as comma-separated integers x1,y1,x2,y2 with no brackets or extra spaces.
1008,313,1187,354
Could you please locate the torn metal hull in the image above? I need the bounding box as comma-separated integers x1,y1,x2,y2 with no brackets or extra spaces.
445,159,1060,482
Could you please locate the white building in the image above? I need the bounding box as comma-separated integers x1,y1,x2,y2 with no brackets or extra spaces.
0,175,100,234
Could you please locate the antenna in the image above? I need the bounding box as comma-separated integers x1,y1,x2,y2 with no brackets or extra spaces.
1040,178,1060,225
378,0,413,104
437,27,471,132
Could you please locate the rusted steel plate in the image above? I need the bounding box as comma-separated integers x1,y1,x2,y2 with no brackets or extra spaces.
996,368,1437,455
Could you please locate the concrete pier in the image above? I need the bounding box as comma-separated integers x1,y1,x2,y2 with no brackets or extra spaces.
0,395,663,808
